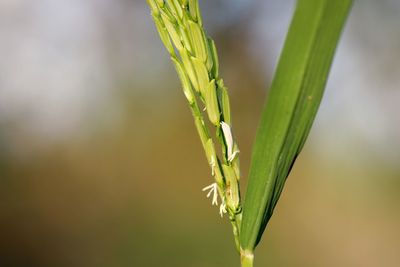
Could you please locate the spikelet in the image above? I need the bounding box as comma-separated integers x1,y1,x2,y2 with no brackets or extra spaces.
191,57,209,96
160,13,183,50
208,38,219,77
188,20,208,62
218,84,231,126
205,79,220,126
165,0,183,19
188,0,201,24
171,57,195,104
147,0,159,16
179,48,198,91
151,15,174,55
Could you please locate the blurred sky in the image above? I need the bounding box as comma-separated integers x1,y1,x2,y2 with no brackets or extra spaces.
0,1,399,266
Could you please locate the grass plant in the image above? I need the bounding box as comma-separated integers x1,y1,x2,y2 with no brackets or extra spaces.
146,0,353,266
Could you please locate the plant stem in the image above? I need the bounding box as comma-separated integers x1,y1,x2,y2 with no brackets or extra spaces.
240,250,254,267
230,212,241,251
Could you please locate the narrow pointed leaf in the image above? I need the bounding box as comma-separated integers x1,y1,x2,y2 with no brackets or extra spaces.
240,0,353,252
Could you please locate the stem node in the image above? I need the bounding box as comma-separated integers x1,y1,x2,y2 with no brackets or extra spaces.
240,249,254,267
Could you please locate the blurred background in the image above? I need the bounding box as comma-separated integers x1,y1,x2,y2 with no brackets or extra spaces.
1,0,399,266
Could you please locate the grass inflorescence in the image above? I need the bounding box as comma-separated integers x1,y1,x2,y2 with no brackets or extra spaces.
147,0,243,250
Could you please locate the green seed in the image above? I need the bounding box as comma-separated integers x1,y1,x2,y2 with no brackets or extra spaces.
191,57,209,96
218,85,231,125
205,38,214,73
205,138,217,170
179,26,193,54
222,164,240,212
147,0,159,16
179,48,198,91
161,13,182,50
156,0,164,7
194,116,209,151
188,0,199,22
188,20,207,62
159,4,176,23
166,0,183,19
208,38,219,78
181,0,188,7
232,154,241,180
171,57,195,104
205,80,220,126
152,15,174,55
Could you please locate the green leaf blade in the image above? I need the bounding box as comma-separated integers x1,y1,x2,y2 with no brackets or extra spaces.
240,0,353,252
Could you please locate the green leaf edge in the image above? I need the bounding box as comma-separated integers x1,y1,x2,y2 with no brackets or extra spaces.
240,0,353,251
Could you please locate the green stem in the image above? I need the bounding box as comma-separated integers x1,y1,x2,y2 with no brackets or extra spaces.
240,250,254,267
230,215,241,252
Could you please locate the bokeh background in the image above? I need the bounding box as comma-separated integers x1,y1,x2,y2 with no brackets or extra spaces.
1,0,399,266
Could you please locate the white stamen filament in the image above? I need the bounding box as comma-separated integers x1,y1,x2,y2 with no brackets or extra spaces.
202,183,218,206
219,202,227,217
221,122,239,162
210,156,216,176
